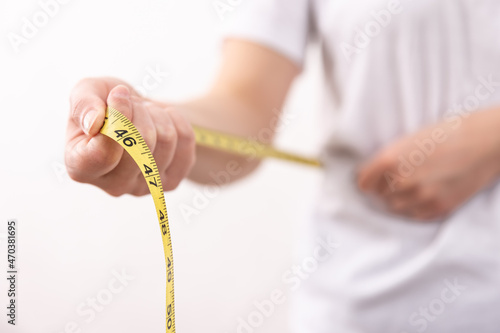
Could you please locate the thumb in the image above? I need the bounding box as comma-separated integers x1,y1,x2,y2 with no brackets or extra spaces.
69,78,108,136
106,85,134,123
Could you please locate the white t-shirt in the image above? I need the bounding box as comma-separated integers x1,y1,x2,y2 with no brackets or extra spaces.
224,1,500,332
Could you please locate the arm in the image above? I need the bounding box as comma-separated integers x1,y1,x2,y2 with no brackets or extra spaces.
178,39,299,183
65,40,299,196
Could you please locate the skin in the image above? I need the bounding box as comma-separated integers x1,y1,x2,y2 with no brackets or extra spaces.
65,39,500,220
65,40,299,195
358,108,500,220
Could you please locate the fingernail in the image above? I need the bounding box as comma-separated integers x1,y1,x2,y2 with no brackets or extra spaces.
111,87,130,99
82,110,98,135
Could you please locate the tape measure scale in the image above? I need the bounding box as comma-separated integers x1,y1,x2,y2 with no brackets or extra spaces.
100,107,320,333
193,126,321,167
100,107,176,332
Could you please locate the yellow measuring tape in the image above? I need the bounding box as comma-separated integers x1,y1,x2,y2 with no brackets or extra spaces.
100,107,319,332
192,126,321,167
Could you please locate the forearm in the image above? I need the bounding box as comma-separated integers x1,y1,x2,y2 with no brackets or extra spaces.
65,40,298,194
175,92,283,185
172,39,299,185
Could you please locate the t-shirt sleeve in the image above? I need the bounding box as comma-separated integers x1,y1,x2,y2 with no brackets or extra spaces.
219,0,311,66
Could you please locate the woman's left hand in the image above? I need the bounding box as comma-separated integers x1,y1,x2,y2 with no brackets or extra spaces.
357,108,500,220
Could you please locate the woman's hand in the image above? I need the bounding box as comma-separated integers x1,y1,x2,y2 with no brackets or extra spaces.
357,108,500,220
65,77,196,196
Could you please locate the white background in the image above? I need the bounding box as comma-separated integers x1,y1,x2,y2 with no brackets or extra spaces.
0,0,323,332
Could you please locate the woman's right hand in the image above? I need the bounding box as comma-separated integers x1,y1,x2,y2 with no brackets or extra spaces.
65,77,196,196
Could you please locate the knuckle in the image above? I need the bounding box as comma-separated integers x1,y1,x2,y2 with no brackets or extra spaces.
390,199,408,212
130,188,147,197
163,177,182,191
130,179,149,196
142,127,157,150
168,109,195,143
66,166,84,183
174,130,196,161
177,133,196,158
434,200,451,216
177,121,195,143
394,179,417,193
157,124,177,145
104,182,131,197
415,212,436,221
162,154,196,192
105,188,125,197
176,146,196,176
378,151,397,171
415,187,435,202
182,128,196,151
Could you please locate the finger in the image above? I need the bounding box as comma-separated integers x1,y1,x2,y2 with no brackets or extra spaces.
128,104,179,196
128,97,157,152
69,78,109,136
378,175,415,197
385,190,418,214
407,202,444,221
107,85,134,122
148,104,178,173
386,193,444,221
94,95,159,196
357,154,391,192
67,85,136,184
161,110,196,191
65,132,124,183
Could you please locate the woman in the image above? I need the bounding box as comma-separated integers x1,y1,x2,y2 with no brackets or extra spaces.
65,0,500,331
